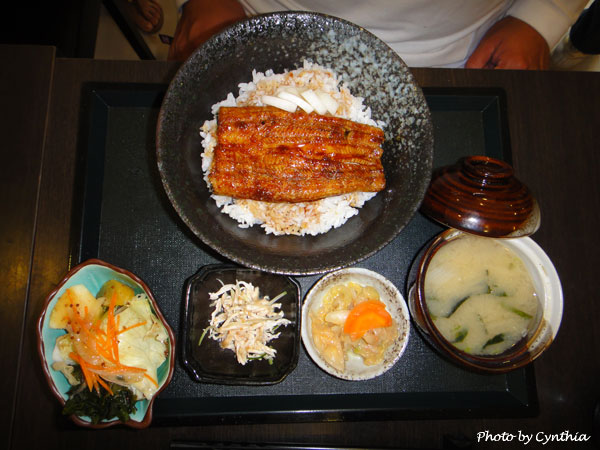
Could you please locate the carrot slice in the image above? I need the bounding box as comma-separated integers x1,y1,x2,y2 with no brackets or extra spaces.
63,289,153,396
70,352,96,392
96,376,114,395
144,373,158,388
117,321,147,335
343,300,392,340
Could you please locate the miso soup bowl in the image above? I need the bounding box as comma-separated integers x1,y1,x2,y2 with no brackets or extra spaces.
407,229,563,373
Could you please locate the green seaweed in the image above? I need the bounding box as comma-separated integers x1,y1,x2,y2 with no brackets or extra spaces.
504,306,533,319
446,296,470,318
453,329,468,343
61,367,137,424
483,333,505,349
488,283,508,297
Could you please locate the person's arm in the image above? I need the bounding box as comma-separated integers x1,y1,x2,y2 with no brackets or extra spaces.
168,0,246,61
466,0,588,69
465,16,550,69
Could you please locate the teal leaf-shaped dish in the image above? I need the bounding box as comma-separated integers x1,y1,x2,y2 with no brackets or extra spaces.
36,259,175,428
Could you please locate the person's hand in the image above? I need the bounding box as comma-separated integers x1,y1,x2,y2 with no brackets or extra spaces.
465,16,550,70
168,0,246,61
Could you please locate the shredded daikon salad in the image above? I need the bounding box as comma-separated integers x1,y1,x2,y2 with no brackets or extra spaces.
199,280,290,365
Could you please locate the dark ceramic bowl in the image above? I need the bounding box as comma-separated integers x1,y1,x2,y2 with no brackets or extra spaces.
407,229,563,373
36,259,176,429
156,11,433,275
182,264,301,385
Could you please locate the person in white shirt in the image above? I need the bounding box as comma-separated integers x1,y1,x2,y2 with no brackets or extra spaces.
168,0,587,69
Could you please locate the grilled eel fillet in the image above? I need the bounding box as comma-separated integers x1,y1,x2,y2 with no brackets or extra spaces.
209,106,386,203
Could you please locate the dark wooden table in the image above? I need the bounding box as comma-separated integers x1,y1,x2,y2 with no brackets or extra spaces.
2,44,599,450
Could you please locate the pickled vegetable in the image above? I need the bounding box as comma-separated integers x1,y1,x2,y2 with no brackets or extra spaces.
310,282,398,371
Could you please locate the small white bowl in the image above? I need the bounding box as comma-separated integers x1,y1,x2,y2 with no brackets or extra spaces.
301,268,410,380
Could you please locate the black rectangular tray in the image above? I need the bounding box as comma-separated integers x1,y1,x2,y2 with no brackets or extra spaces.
72,83,536,425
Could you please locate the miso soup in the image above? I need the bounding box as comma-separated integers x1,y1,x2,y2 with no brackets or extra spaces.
424,234,539,355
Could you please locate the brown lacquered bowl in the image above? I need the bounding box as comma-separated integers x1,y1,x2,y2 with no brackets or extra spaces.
421,156,540,237
407,229,563,373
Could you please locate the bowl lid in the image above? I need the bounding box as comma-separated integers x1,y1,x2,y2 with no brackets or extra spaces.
420,156,540,237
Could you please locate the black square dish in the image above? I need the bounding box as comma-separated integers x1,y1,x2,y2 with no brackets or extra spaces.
182,265,301,385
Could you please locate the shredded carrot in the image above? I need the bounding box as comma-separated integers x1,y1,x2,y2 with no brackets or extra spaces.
79,361,145,375
107,363,146,374
96,376,114,395
63,290,152,396
91,325,104,336
91,344,118,366
94,346,118,365
117,321,147,335
70,352,97,392
144,373,158,388
70,312,93,338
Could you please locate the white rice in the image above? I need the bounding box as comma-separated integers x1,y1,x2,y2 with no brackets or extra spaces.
200,61,384,236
